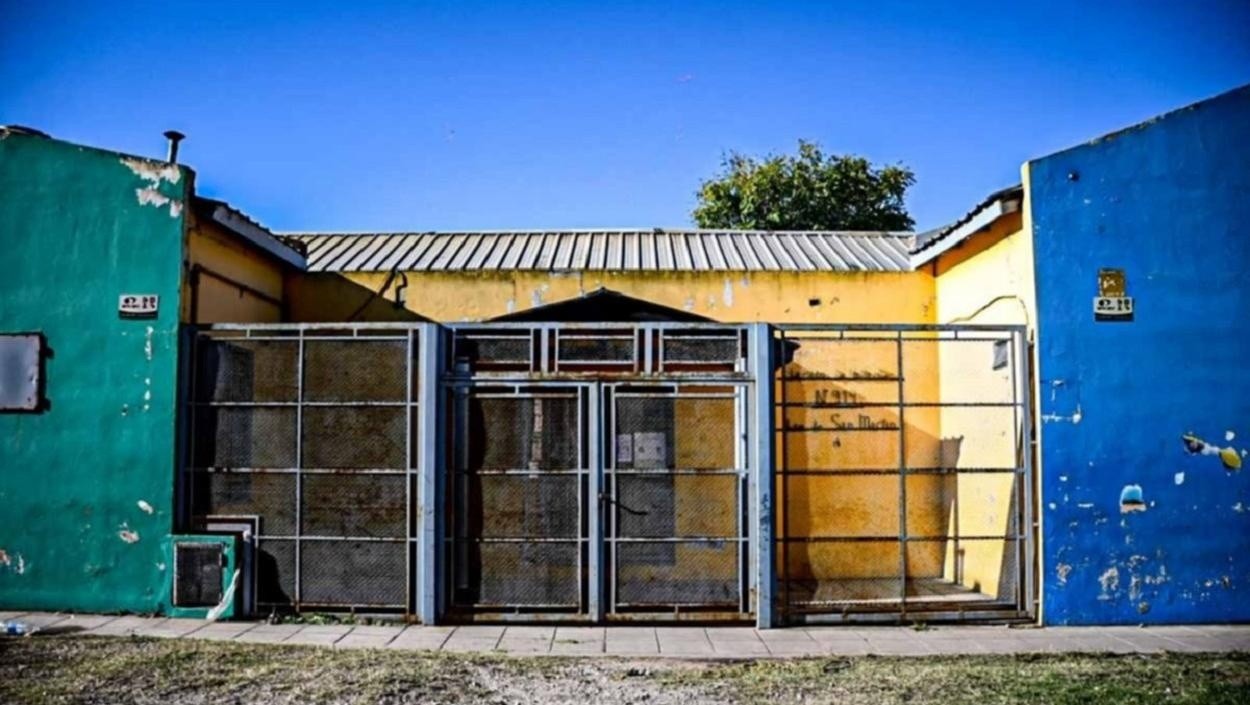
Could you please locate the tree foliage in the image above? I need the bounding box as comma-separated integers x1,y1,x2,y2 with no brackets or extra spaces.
692,140,915,231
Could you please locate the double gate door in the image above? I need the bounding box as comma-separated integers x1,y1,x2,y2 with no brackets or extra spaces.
448,381,751,622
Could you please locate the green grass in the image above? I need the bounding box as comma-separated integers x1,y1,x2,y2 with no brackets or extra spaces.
661,653,1250,704
1,634,1247,705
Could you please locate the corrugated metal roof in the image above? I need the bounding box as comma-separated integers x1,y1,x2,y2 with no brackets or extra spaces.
283,229,915,273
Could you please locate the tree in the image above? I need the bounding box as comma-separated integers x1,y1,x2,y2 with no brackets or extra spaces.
692,140,915,231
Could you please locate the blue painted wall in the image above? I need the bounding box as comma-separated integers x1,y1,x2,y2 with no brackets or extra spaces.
1031,85,1250,624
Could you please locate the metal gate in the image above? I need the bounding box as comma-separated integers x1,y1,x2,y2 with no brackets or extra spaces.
445,324,753,622
773,325,1034,623
184,324,421,613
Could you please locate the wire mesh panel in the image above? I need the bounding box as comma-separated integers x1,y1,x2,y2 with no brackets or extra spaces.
448,387,587,612
188,326,420,614
608,387,747,613
774,326,1032,623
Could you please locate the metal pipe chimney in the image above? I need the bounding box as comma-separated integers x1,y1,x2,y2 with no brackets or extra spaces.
163,130,185,164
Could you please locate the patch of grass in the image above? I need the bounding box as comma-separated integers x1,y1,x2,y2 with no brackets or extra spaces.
0,635,488,705
1,635,1247,705
657,652,1250,704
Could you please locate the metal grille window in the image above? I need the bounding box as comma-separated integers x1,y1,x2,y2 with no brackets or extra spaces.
188,326,420,612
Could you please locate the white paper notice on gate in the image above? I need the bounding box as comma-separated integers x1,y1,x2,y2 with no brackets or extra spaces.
616,433,633,465
633,432,667,469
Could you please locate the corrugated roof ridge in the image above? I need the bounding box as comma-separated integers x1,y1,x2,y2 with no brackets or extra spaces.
281,228,913,237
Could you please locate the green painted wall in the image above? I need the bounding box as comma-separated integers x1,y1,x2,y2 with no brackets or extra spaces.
0,132,189,613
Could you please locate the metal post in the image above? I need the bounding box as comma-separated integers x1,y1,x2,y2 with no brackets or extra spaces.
748,323,777,628
587,383,604,620
896,332,908,618
416,323,443,624
1016,329,1038,620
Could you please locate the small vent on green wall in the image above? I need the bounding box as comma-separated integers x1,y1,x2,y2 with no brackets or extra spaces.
173,542,224,607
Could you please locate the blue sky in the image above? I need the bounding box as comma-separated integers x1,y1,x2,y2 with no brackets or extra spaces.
2,1,1247,232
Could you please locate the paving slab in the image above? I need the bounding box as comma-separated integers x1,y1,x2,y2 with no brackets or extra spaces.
863,638,937,656
606,641,661,656
503,626,555,641
45,614,119,632
88,615,158,636
442,626,503,652
188,621,257,641
348,625,408,637
497,638,553,655
709,633,770,657
233,624,303,643
387,626,454,651
453,625,506,639
550,639,605,655
134,618,209,638
12,612,1250,659
657,628,714,656
335,631,399,649
297,624,354,636
605,627,659,656
554,626,605,643
15,612,71,630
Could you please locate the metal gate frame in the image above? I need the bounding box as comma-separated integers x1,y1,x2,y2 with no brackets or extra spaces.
178,321,1033,628
181,323,426,615
770,324,1036,625
439,322,759,624
603,382,750,618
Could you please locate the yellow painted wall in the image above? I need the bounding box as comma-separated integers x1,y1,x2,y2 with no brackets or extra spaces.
776,331,943,590
286,272,426,323
931,179,1038,603
332,269,936,324
183,214,285,323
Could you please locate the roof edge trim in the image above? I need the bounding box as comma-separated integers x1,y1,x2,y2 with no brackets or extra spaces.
200,199,307,270
910,189,1022,269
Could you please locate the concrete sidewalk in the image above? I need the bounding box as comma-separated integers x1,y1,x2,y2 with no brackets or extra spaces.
3,611,1248,658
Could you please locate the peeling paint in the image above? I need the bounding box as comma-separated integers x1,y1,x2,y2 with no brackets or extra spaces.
721,278,734,307
1182,432,1243,471
1174,471,1185,485
1042,403,1083,424
137,500,154,514
1119,484,1146,513
1098,566,1120,598
1226,430,1236,442
1056,563,1072,585
144,326,154,361
120,157,181,186
117,524,140,544
529,284,550,308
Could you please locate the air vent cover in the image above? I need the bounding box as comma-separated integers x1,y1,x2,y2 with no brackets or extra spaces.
173,542,224,607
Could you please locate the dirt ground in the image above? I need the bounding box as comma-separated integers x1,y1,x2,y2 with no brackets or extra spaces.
2,635,1248,705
